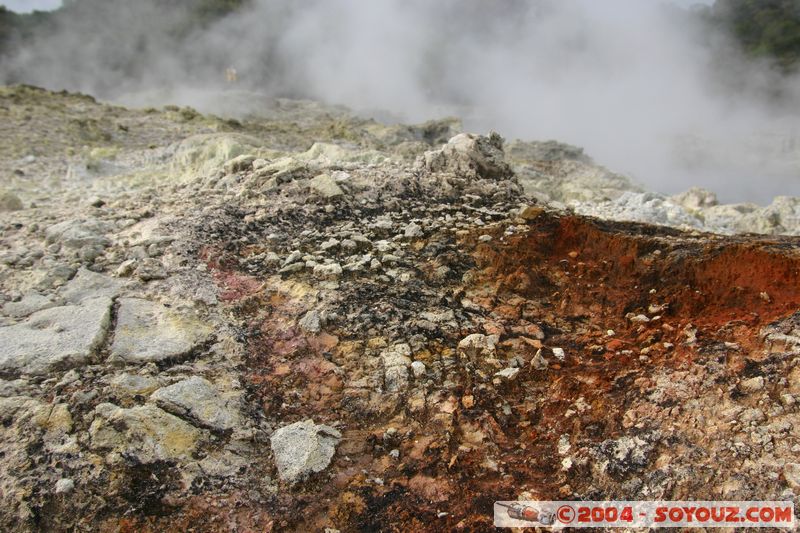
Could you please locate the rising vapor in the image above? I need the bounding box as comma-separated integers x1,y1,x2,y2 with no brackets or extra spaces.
2,0,799,202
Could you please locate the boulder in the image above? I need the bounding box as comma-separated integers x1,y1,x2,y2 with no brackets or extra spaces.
270,419,341,483
415,132,512,180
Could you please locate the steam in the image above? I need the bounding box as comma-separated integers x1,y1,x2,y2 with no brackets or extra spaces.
2,0,799,203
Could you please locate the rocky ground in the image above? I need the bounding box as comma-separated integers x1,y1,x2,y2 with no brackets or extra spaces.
1,85,799,532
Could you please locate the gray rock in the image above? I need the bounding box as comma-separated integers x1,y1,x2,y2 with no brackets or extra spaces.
224,154,256,174
270,419,341,483
531,349,549,370
298,310,322,334
403,222,423,238
0,297,112,375
109,298,213,364
151,376,240,431
596,435,654,478
134,259,167,281
279,262,304,274
283,250,303,267
308,174,344,198
0,190,23,212
313,263,342,279
33,265,78,291
506,139,590,164
381,344,412,392
115,259,137,277
0,378,32,397
2,294,57,318
44,219,111,249
670,187,718,210
199,451,250,478
319,238,340,251
741,408,766,424
58,268,122,304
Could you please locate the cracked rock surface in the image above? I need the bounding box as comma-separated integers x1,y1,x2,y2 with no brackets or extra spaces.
1,86,800,531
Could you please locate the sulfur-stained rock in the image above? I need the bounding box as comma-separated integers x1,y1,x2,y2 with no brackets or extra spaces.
89,403,203,463
171,133,264,180
0,297,112,375
270,419,341,483
109,298,212,364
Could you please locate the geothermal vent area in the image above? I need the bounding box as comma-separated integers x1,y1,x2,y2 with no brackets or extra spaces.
0,85,800,531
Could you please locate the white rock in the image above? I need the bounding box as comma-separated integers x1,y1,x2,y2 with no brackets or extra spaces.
410,361,426,378
270,419,341,483
495,367,520,380
552,347,566,361
54,478,74,494
458,333,499,358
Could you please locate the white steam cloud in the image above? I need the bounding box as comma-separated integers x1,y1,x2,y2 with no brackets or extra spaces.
2,0,799,203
